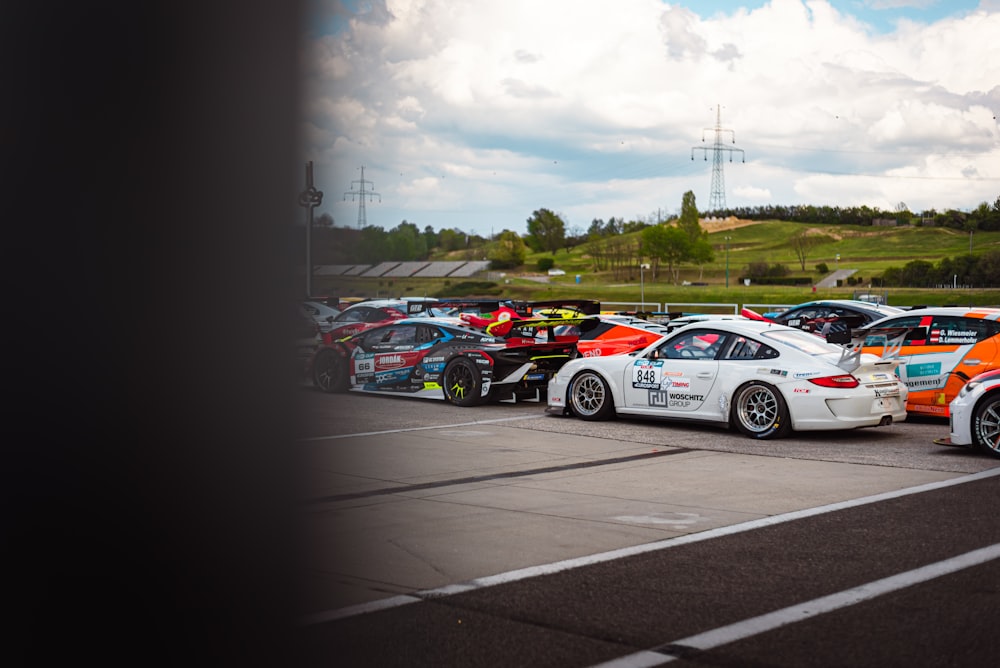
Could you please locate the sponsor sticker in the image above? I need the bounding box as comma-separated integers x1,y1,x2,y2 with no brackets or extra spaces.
355,355,375,375
906,362,942,378
632,360,664,389
377,354,407,370
929,329,977,345
648,390,669,407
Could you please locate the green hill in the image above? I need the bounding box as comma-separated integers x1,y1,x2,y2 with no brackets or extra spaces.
308,220,1000,309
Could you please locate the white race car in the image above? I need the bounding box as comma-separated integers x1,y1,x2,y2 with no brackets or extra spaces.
934,368,1000,459
546,319,908,440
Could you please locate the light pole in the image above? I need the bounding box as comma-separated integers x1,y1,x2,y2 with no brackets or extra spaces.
724,236,731,288
639,241,645,309
298,161,324,297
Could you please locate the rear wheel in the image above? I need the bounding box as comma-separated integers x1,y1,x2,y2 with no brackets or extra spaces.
568,371,614,420
313,348,349,393
443,357,485,407
731,382,791,439
972,392,1000,459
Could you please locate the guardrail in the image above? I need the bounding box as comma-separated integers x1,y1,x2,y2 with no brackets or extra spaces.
603,302,795,315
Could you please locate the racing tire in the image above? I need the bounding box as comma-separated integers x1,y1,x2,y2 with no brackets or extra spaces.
312,348,349,393
972,392,1000,459
731,381,791,439
568,370,615,421
443,357,485,407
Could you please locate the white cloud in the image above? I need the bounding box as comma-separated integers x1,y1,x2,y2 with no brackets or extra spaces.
305,0,1000,234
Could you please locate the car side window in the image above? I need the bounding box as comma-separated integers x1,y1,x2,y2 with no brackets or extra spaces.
416,325,442,344
658,329,723,360
381,326,416,346
337,307,370,323
863,316,921,346
721,335,778,360
930,316,998,345
358,328,385,350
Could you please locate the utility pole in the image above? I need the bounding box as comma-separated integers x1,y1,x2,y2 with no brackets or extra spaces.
725,235,732,288
343,165,381,228
298,161,324,297
691,104,745,211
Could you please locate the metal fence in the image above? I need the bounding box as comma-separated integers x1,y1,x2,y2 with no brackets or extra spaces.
602,301,794,315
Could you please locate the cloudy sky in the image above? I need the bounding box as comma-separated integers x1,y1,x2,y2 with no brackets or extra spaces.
300,0,1000,238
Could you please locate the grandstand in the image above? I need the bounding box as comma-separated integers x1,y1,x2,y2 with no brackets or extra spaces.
361,262,400,277
412,261,467,277
313,260,490,278
448,260,491,277
314,265,364,276
383,262,431,277
344,264,371,276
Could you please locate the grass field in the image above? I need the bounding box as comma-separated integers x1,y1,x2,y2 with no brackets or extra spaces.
310,219,1000,310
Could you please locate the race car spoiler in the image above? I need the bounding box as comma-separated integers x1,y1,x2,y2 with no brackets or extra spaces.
486,314,593,337
521,299,601,317
827,325,924,372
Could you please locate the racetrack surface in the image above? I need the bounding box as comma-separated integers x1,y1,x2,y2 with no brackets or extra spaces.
297,391,1000,666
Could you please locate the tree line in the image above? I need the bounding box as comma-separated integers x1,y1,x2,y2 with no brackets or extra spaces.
308,193,1000,287
705,198,1000,231
878,251,1000,289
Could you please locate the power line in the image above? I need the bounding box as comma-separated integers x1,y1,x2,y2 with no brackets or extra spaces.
691,104,745,210
343,165,381,228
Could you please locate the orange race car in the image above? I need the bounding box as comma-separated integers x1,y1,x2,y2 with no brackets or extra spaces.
571,314,673,357
860,307,1000,416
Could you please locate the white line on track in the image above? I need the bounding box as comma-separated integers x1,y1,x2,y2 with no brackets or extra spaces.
593,542,1000,667
299,467,1000,625
298,414,541,441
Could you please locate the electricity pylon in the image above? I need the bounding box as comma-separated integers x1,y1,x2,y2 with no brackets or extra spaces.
343,165,381,228
691,105,745,211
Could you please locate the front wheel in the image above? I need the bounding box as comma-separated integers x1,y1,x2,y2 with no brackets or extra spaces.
731,382,791,439
972,392,1000,459
312,348,349,393
568,371,615,421
443,357,485,407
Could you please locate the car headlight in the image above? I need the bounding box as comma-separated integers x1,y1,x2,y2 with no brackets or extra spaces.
958,381,980,398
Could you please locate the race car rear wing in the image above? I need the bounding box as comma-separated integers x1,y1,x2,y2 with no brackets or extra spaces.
827,325,924,372
486,315,592,338
522,299,602,317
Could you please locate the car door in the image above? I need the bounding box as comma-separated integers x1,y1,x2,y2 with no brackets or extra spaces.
868,314,1000,412
622,328,723,418
351,324,423,389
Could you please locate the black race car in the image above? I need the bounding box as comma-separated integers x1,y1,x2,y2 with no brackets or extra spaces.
307,316,578,406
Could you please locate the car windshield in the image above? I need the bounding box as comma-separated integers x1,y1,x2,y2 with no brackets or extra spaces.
761,328,843,356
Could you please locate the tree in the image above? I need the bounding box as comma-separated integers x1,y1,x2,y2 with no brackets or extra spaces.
422,225,438,251
673,192,713,278
357,225,388,264
387,221,427,261
439,228,465,251
789,230,823,271
642,225,690,284
689,237,714,280
677,190,702,241
488,229,527,269
525,208,566,254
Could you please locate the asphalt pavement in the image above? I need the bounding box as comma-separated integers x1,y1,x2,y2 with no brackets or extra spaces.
296,391,1000,666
